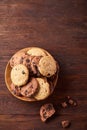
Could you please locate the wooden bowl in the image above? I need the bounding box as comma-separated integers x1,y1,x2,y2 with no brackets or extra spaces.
5,47,59,102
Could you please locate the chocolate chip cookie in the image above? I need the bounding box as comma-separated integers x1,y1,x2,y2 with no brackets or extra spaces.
21,78,39,97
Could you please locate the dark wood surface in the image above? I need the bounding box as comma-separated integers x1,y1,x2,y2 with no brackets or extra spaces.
0,0,87,130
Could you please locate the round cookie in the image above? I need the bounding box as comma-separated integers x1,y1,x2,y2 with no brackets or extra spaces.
10,52,27,68
11,64,29,86
38,56,57,77
21,78,39,97
27,48,46,56
34,78,50,100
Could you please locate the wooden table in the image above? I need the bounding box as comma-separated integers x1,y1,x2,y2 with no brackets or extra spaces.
0,0,87,130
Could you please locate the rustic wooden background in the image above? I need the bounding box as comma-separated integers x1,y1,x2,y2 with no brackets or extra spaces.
0,0,87,130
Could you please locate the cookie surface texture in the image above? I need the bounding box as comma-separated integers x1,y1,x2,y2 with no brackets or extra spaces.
27,48,46,56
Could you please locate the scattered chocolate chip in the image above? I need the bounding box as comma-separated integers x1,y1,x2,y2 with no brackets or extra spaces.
61,102,68,108
61,120,70,128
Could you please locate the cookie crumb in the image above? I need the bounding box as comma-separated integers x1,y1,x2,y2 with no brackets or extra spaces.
61,102,68,108
67,96,70,99
61,120,70,128
73,102,77,106
68,99,74,105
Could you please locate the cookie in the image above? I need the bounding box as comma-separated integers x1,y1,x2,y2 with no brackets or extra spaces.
10,83,21,96
38,56,57,77
30,56,41,75
40,103,55,122
21,78,39,97
34,78,50,100
10,52,27,68
11,64,29,86
27,48,46,56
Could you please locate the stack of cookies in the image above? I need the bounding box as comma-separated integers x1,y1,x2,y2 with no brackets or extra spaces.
5,47,59,101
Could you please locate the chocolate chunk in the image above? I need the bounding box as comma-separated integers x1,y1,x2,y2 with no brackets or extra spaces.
26,59,30,63
61,120,70,128
21,78,39,97
22,55,31,68
40,103,55,122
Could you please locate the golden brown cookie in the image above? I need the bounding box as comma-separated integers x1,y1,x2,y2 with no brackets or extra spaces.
27,47,46,56
34,78,50,100
38,56,57,77
11,64,29,86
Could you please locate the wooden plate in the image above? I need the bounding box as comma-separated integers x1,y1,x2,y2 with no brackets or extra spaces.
5,47,59,102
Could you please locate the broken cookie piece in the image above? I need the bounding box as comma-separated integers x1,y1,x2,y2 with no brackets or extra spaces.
68,99,74,105
61,120,70,128
40,103,55,122
61,102,68,108
67,96,77,106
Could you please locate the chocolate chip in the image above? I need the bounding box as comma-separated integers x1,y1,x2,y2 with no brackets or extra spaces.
47,73,50,76
26,59,30,63
10,83,21,96
61,120,70,128
22,70,26,74
25,90,28,95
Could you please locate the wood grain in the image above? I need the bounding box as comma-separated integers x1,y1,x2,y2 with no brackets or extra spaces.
0,0,87,130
